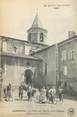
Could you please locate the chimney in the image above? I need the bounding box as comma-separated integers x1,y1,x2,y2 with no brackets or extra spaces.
68,31,76,38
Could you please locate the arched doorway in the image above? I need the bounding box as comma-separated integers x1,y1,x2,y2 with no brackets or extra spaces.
24,68,33,86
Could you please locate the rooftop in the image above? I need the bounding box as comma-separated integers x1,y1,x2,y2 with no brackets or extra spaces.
31,44,56,55
58,35,77,45
1,52,42,61
27,12,48,32
0,36,48,46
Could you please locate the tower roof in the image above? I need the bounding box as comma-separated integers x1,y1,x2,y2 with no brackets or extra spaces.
27,11,48,32
32,13,42,28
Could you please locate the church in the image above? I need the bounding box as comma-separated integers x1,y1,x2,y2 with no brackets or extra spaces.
0,13,57,98
0,13,77,98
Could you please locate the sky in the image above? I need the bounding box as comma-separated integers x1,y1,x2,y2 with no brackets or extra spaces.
0,0,77,45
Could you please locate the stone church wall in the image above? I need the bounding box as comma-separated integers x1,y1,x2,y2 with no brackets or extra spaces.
2,56,43,90
32,45,57,86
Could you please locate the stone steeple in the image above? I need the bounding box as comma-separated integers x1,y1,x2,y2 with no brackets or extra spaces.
32,13,42,28
27,12,48,44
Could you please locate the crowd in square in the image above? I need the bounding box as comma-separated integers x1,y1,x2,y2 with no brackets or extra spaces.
3,83,64,104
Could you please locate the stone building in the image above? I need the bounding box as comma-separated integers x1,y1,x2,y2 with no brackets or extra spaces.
0,13,48,98
58,33,77,95
0,12,77,99
31,31,77,95
31,44,58,87
27,13,48,45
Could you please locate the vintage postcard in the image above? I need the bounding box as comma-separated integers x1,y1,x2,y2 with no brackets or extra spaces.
0,0,77,117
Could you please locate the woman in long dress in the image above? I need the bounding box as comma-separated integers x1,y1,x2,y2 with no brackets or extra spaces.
39,87,47,103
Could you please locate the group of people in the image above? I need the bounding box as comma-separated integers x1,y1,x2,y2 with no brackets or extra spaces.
35,86,63,104
18,84,64,104
3,83,63,104
4,83,12,101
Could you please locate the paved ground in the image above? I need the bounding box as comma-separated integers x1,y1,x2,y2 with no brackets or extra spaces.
0,98,77,117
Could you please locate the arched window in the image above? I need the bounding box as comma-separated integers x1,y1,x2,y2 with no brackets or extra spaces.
28,33,31,42
13,46,17,53
45,63,47,75
40,33,44,42
63,66,67,76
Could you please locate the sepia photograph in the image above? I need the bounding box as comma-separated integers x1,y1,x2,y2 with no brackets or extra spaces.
0,0,77,117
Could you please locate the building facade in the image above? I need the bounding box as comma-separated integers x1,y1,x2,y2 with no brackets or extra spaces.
0,12,77,99
0,13,48,98
31,44,59,87
58,35,77,95
0,36,44,98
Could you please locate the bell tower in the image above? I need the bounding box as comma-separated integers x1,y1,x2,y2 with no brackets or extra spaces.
27,12,48,44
